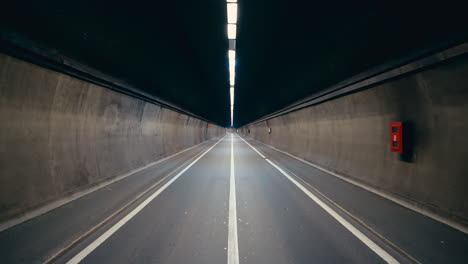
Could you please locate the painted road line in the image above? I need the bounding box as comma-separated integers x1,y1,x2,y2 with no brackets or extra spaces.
238,135,399,264
244,137,266,158
42,139,216,264
0,137,219,233
65,136,225,264
228,133,240,264
247,136,468,235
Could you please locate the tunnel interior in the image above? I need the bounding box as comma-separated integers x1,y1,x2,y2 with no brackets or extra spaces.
1,1,468,263
2,1,467,126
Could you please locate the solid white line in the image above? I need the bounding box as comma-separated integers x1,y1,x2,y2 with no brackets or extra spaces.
65,136,225,264
243,137,266,158
244,136,468,235
239,136,399,264
0,137,219,233
227,134,240,264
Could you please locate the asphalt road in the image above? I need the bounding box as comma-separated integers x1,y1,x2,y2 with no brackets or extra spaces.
1,133,467,264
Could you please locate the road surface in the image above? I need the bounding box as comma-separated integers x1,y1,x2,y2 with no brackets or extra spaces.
0,134,467,264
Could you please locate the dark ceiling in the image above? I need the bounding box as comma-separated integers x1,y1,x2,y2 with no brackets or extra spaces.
1,1,467,127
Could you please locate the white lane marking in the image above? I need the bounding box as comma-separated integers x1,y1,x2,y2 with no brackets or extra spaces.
228,134,240,264
66,136,226,264
0,138,220,233
238,136,399,264
244,138,266,158
245,137,468,235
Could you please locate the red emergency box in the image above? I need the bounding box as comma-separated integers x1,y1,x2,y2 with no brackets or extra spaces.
390,122,403,153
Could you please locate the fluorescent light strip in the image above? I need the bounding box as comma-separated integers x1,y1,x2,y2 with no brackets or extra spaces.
230,87,234,106
229,50,235,75
227,3,237,24
230,71,235,86
228,24,236,39
229,50,236,86
229,59,235,76
229,50,236,60
227,2,237,127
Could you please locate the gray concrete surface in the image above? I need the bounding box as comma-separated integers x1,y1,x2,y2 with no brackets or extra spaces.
233,137,389,264
242,136,468,264
0,53,224,223
239,54,468,224
1,134,466,264
65,137,231,264
0,139,217,263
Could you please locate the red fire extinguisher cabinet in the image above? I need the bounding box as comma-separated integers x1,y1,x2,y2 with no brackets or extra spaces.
390,122,403,153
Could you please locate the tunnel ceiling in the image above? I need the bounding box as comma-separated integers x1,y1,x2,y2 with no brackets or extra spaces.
1,1,467,127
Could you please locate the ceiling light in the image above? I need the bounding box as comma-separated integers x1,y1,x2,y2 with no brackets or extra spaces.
228,50,236,60
229,59,235,74
227,3,237,24
230,71,235,86
230,87,234,105
229,51,235,73
227,24,236,39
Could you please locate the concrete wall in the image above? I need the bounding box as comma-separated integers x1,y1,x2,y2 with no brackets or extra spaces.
240,54,468,224
0,53,224,222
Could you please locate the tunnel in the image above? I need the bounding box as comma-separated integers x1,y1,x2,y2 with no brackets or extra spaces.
1,1,468,263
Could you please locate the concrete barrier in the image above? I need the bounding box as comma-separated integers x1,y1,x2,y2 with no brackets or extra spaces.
0,53,224,222
240,54,468,224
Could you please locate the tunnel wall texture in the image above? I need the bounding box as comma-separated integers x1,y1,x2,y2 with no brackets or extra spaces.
240,54,468,224
0,53,225,222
